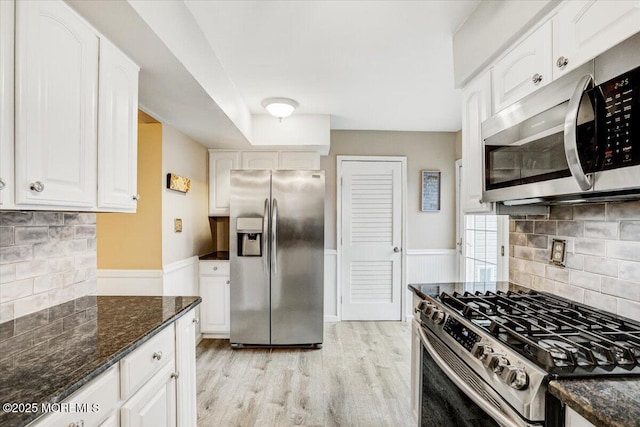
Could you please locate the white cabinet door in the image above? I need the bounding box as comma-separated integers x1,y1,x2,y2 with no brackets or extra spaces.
279,152,321,170
0,0,14,209
175,309,197,427
209,150,239,216
492,21,552,113
97,38,140,212
553,0,640,80
15,0,98,207
241,151,279,170
200,275,230,335
462,71,493,214
121,362,177,427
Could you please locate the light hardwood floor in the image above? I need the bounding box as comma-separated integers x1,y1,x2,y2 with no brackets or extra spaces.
196,322,413,427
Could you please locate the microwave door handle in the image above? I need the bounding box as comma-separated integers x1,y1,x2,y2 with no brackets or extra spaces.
563,74,594,191
417,323,520,427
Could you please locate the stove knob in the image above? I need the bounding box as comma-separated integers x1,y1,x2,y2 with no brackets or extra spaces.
502,366,529,390
424,304,434,316
431,310,445,324
487,354,509,373
472,343,493,360
415,300,427,314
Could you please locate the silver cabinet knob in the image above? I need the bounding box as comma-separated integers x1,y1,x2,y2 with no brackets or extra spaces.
0,177,5,190
532,73,543,84
152,351,163,360
132,194,141,201
213,266,218,271
226,280,230,284
171,371,180,379
393,247,400,253
30,181,44,192
192,317,200,324
556,56,569,69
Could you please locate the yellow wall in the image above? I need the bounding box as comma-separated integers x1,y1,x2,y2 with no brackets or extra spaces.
97,122,163,269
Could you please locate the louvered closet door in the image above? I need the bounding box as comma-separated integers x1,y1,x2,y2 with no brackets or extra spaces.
341,161,402,320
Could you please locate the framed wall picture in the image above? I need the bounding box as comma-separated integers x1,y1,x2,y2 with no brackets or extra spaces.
421,170,441,212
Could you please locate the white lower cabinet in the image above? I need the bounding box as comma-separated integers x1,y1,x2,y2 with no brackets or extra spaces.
175,309,198,427
121,362,177,427
565,407,595,427
199,261,230,337
0,0,14,209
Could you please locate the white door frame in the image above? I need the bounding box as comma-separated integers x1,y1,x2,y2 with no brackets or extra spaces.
336,155,407,321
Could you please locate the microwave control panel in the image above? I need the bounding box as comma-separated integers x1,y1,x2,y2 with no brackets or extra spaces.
598,65,640,170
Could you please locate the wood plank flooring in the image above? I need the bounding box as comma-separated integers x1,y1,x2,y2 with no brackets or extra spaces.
196,322,413,427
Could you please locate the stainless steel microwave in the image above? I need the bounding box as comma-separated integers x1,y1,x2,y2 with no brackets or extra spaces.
481,32,640,205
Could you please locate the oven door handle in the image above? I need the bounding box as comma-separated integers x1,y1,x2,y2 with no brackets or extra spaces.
563,74,594,191
418,325,520,427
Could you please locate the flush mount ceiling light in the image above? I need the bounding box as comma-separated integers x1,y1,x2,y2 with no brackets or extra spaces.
261,97,298,121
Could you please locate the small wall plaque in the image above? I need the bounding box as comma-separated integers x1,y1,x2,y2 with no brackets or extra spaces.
550,239,566,266
421,170,441,212
167,173,191,193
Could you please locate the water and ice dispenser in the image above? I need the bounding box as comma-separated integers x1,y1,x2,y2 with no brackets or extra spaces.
236,217,263,256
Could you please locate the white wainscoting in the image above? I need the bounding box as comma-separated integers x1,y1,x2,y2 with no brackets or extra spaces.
324,249,338,322
97,269,164,295
163,256,199,296
405,249,458,319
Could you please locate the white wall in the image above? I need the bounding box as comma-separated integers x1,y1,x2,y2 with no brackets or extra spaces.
453,0,557,87
162,124,214,265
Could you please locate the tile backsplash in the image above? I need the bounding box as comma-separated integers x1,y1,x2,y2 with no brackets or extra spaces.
0,212,97,322
509,201,640,320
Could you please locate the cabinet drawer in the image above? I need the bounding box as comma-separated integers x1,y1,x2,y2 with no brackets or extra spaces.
199,260,230,276
30,364,119,427
120,324,175,400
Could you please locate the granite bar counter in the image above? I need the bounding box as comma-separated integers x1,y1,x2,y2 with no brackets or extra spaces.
549,378,640,427
0,295,201,427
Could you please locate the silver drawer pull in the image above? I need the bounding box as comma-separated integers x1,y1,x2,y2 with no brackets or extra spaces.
132,194,141,201
30,181,44,192
532,73,543,84
152,351,163,360
0,177,5,190
213,266,218,271
171,371,180,379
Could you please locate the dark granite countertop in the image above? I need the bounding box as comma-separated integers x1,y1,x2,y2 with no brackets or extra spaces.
199,251,230,261
409,281,640,427
0,295,201,427
549,379,640,427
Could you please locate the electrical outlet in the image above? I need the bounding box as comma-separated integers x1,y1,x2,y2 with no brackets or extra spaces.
174,218,183,233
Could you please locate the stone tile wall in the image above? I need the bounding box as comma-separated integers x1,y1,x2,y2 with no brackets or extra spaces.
0,212,97,322
509,200,640,320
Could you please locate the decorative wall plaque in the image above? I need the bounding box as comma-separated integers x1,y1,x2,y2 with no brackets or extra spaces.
167,173,191,193
421,170,441,212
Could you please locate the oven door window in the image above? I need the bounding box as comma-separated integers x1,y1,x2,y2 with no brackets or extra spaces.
421,345,499,427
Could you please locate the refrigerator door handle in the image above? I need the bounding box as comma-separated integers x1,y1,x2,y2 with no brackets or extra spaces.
271,198,278,275
263,198,270,274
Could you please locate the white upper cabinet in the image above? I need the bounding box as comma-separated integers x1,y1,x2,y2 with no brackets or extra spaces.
0,0,14,209
552,0,640,80
492,21,552,113
461,71,493,214
15,0,98,207
279,151,321,170
209,150,240,216
97,38,140,211
241,151,279,170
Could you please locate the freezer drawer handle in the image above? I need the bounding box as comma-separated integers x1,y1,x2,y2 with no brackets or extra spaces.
271,198,278,275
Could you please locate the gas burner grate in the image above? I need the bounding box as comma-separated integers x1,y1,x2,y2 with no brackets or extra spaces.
439,290,640,374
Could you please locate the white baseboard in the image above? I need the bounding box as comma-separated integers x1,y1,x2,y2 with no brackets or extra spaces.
202,332,230,339
97,269,163,295
324,315,339,323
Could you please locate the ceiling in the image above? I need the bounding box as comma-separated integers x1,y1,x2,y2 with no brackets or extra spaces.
184,0,479,132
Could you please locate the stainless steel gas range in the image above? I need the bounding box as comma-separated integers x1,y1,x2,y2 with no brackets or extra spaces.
411,282,640,427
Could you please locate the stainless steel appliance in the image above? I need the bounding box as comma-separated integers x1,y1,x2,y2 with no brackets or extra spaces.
230,169,324,347
412,282,640,427
482,32,640,205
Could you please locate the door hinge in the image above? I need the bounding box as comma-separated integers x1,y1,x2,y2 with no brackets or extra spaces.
501,245,505,257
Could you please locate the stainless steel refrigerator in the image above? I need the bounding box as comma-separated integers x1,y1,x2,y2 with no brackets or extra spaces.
229,169,324,347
